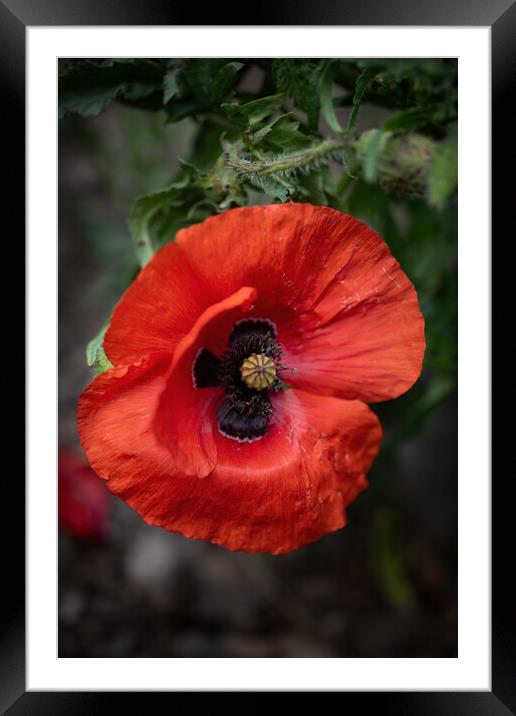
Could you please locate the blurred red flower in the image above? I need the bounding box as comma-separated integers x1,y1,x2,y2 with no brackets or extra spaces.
58,448,110,540
78,204,425,554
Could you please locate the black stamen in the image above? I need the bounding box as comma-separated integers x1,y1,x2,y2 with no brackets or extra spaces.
217,397,271,442
229,318,277,345
192,348,222,388
193,320,289,442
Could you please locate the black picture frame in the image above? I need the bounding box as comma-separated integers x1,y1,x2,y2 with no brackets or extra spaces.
5,0,507,710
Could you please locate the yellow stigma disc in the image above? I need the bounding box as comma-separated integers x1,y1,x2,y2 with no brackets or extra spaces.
240,353,277,390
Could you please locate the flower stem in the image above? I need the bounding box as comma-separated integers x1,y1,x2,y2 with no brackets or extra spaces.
226,137,351,179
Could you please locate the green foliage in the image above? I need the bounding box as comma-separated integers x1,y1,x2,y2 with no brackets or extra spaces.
86,319,113,375
179,60,244,109
163,68,180,104
427,130,458,209
358,129,392,183
347,67,378,131
320,65,344,134
59,58,457,213
371,510,416,612
128,172,195,266
382,107,429,132
60,57,458,132
61,58,457,446
221,93,285,130
271,59,329,129
59,59,164,118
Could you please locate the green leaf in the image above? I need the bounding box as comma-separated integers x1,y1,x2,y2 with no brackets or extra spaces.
164,98,205,123
186,198,219,220
163,68,180,103
258,176,294,202
383,107,428,132
181,60,244,109
252,113,312,150
236,162,296,201
357,58,421,81
189,121,226,170
59,59,163,118
222,93,284,130
128,168,216,257
296,168,330,205
86,320,113,375
371,511,416,612
220,103,250,130
129,175,194,265
239,93,285,125
362,129,392,183
212,62,244,100
271,59,328,129
347,67,377,132
320,61,343,134
95,346,114,375
129,177,188,259
427,132,458,209
59,83,124,118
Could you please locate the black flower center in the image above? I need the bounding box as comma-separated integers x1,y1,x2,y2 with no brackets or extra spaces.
193,318,289,442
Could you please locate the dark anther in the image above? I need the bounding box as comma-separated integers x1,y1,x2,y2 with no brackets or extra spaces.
217,397,271,442
192,348,222,388
228,318,277,345
192,318,288,442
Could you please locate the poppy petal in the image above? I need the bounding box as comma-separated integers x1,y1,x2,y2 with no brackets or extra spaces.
105,205,424,402
78,352,173,484
281,255,426,402
208,389,382,553
103,241,209,366
173,204,425,401
79,369,381,553
174,203,348,324
153,286,257,477
58,448,111,540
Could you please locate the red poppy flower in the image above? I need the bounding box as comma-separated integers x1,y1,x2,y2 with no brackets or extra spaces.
78,204,425,554
58,448,111,540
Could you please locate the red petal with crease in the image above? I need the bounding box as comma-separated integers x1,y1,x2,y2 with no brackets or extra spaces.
207,389,382,553
153,286,257,477
280,248,426,402
105,205,424,401
173,204,425,401
103,240,209,366
79,359,381,553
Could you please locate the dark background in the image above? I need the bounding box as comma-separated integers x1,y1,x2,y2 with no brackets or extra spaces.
58,59,457,658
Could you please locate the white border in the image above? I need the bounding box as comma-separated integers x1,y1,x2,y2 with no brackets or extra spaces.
27,27,490,691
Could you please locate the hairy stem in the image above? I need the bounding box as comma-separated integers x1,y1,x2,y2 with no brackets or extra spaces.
224,130,441,201
226,137,351,179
